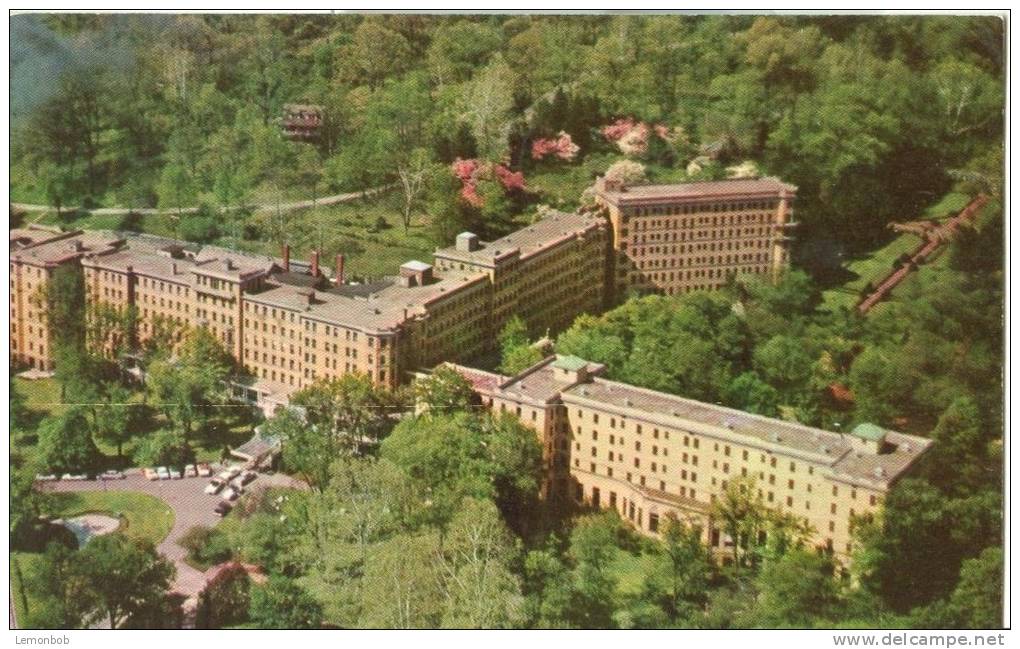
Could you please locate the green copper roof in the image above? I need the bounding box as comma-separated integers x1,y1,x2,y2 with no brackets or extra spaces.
851,423,887,441
553,355,588,371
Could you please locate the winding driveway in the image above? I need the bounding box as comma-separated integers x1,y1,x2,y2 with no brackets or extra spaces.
40,469,306,599
12,182,396,216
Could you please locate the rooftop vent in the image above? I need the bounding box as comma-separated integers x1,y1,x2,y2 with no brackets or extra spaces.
769,432,782,443
821,445,830,455
873,467,887,478
624,398,632,407
581,388,589,396
459,231,481,252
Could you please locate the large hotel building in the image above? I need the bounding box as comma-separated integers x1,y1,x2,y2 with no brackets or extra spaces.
448,355,932,560
10,176,933,556
595,176,796,297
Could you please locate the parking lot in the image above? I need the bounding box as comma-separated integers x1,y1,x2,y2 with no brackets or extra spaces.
41,467,306,598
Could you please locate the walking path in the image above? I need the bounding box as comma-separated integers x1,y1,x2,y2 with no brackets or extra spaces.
12,182,395,216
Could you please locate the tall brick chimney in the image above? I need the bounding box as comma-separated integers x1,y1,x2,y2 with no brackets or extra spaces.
335,254,345,286
310,250,319,277
282,244,290,272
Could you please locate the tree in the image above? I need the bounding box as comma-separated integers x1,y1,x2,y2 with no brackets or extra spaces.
76,534,176,628
724,372,780,417
750,548,839,627
438,498,526,628
396,148,434,233
249,576,323,629
265,407,334,490
20,542,90,629
93,384,147,461
37,407,101,475
942,546,1003,629
360,532,444,629
337,19,412,89
145,328,232,441
413,365,476,415
195,562,251,629
710,477,770,571
752,335,814,402
133,429,190,468
567,512,621,628
498,316,544,375
461,54,516,161
637,514,713,623
382,411,543,531
426,20,503,86
927,396,987,494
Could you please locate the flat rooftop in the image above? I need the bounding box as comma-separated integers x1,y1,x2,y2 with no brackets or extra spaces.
561,377,931,489
11,230,124,267
434,209,603,267
597,177,798,206
245,267,488,333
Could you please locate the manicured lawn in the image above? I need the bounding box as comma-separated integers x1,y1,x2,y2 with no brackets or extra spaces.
47,490,175,546
819,191,977,313
13,377,66,418
608,546,658,597
819,233,920,312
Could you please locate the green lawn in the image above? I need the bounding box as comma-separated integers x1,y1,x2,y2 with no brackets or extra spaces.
819,191,975,313
13,377,65,418
47,490,175,546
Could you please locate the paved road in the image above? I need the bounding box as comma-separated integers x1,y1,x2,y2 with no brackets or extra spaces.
40,469,307,599
12,182,395,216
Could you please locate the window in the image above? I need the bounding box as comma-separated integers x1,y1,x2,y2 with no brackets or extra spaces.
649,513,660,533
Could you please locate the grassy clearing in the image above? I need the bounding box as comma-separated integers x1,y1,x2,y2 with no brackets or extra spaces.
819,191,976,313
47,490,175,546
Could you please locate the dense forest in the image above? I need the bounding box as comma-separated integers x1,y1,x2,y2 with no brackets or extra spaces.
11,14,1003,258
9,13,1004,630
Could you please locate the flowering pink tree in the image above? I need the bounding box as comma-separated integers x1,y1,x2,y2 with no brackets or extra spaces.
531,131,580,161
602,118,685,158
451,158,526,208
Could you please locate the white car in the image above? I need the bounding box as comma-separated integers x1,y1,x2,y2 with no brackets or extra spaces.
204,479,225,495
143,468,159,481
221,486,240,501
35,474,57,482
184,464,198,478
197,463,213,477
169,468,182,479
61,473,89,481
99,470,125,480
217,467,241,481
156,466,171,480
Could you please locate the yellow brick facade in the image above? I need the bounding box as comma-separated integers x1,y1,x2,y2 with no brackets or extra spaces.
448,356,932,563
596,177,796,298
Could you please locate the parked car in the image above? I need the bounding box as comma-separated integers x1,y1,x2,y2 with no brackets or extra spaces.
221,486,242,501
214,501,233,517
143,468,159,481
61,473,89,481
156,466,171,480
99,470,125,480
169,468,182,479
35,474,57,482
218,466,242,481
240,471,257,486
204,479,225,495
184,464,198,478
196,463,212,477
